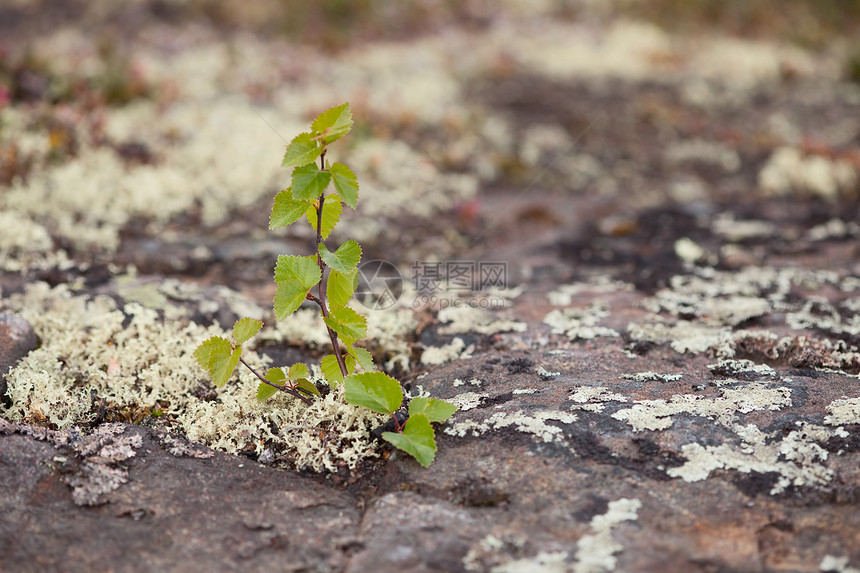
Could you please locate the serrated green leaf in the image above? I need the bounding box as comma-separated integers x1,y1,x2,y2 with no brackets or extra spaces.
295,378,321,397
233,317,263,344
327,268,358,308
270,188,312,230
194,337,241,387
194,336,231,371
282,132,323,168
215,346,242,387
408,397,457,423
258,368,285,401
319,239,361,273
347,345,374,372
291,164,332,201
323,305,366,344
306,195,342,240
344,371,403,415
266,367,286,383
329,162,359,209
382,413,436,467
257,381,278,401
321,353,355,385
288,363,310,380
311,103,353,146
273,255,322,319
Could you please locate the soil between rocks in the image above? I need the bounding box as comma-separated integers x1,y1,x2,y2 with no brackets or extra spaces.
2,3,860,573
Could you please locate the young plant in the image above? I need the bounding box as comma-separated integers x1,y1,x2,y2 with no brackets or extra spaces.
194,103,456,467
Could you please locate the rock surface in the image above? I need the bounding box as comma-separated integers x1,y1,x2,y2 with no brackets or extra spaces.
2,2,860,572
0,314,38,407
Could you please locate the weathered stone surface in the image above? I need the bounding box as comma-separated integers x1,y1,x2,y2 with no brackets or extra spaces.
2,2,860,572
0,423,360,572
0,313,37,407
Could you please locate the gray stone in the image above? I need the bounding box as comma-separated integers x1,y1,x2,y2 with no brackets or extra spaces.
0,313,37,407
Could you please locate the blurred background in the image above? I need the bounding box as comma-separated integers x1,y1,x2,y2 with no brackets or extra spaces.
1,0,859,291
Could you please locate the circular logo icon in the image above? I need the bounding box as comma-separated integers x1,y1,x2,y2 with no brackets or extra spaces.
354,260,403,311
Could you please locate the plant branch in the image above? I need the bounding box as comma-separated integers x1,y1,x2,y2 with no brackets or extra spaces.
239,357,312,405
315,149,350,378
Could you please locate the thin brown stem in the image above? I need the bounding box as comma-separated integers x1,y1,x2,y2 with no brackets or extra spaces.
315,150,349,378
239,357,312,405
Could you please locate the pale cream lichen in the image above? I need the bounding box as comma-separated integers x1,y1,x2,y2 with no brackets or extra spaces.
438,306,527,336
569,386,628,413
573,498,641,573
787,298,860,337
492,552,571,573
448,392,486,412
65,423,143,506
444,410,577,444
711,213,777,243
494,19,672,81
664,139,740,173
519,124,571,166
342,138,478,222
620,372,682,383
611,382,792,432
536,366,560,380
421,337,474,365
758,147,858,200
628,266,860,359
819,555,860,573
707,359,777,377
544,303,619,341
0,281,387,472
673,237,711,265
182,379,386,472
547,280,633,307
627,319,731,355
807,218,860,242
666,422,837,495
824,398,860,426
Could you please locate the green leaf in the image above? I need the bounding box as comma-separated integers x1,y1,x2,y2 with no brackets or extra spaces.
311,103,353,146
233,317,263,344
257,368,285,401
329,162,359,209
291,164,332,201
347,345,374,372
273,255,322,319
321,353,355,385
288,363,310,380
306,195,342,240
344,371,403,415
323,305,367,344
295,378,321,397
327,268,358,308
257,381,278,401
266,367,287,383
194,336,230,371
409,397,457,423
270,188,311,230
282,132,322,168
382,413,436,467
319,239,361,273
194,337,241,388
